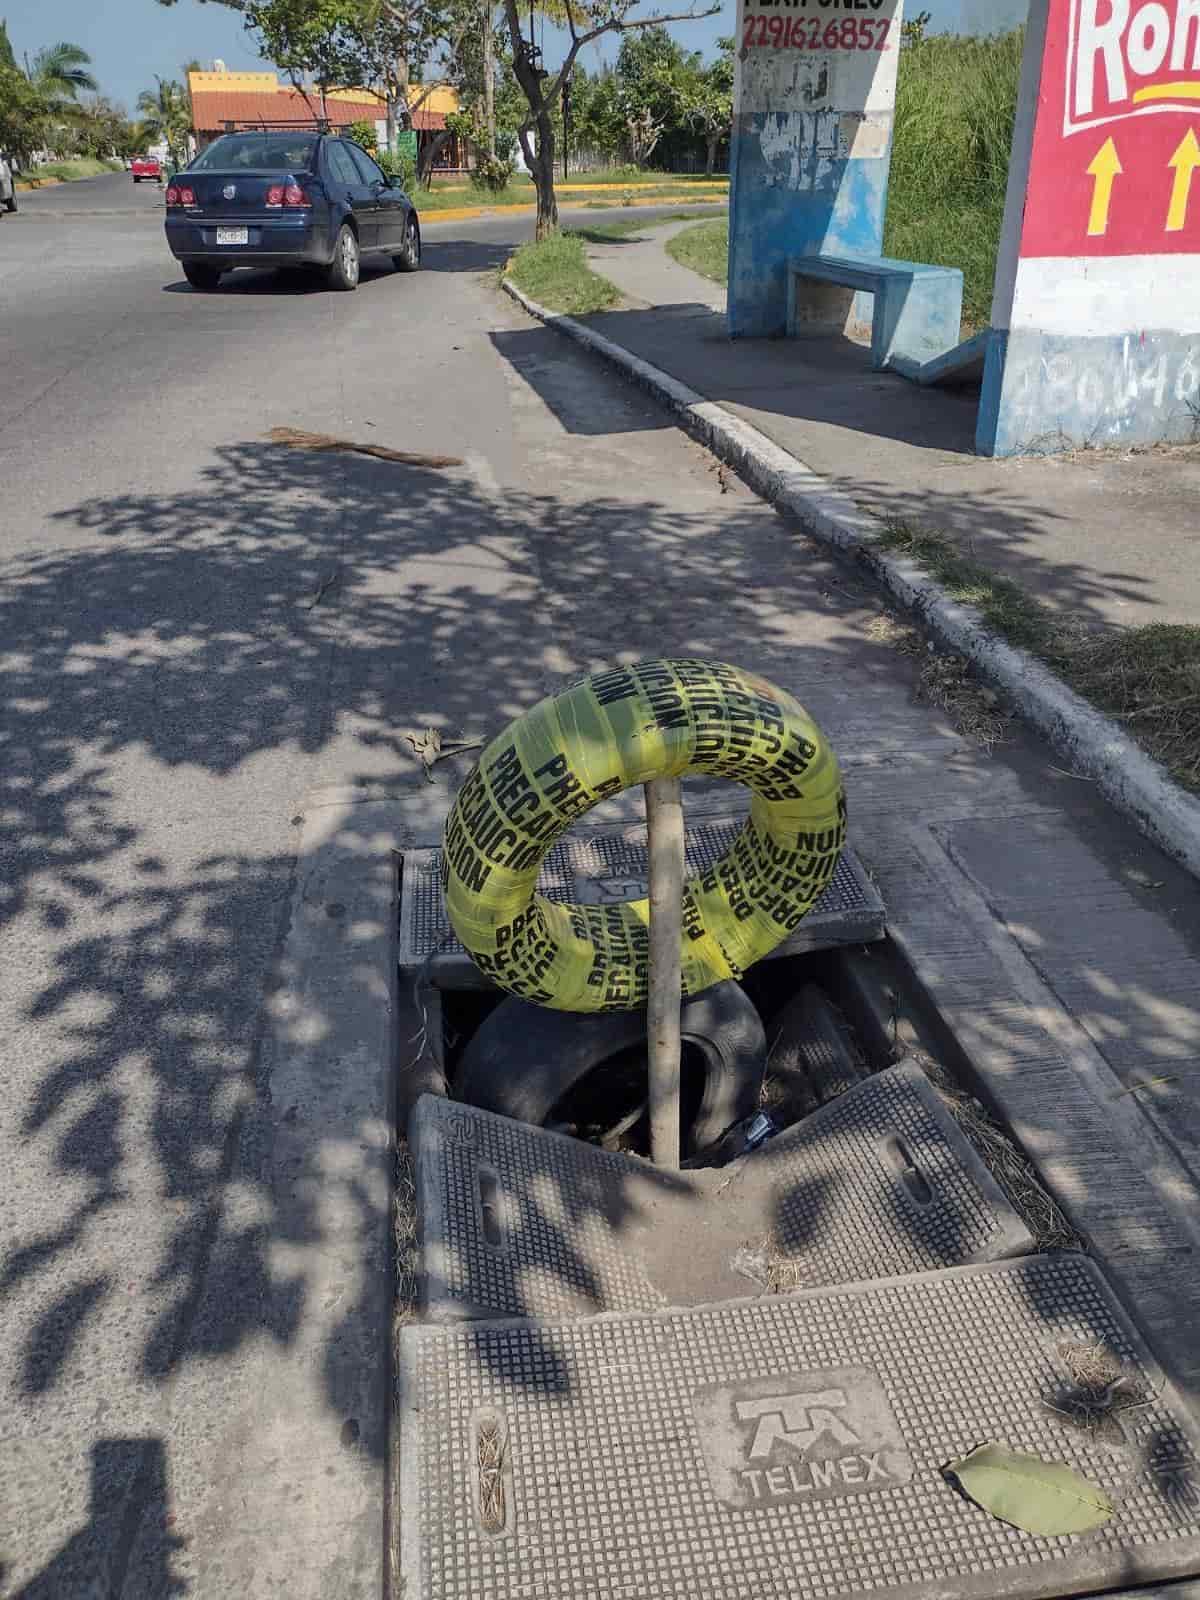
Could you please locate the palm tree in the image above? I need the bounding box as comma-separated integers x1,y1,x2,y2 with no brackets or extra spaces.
28,41,98,106
136,76,190,169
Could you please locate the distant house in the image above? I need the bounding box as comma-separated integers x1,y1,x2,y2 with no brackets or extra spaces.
186,70,467,171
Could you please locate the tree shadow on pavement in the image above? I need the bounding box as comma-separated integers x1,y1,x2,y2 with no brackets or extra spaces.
4,343,1200,1587
6,1437,187,1599
422,237,513,275
1,435,886,1455
491,322,1158,626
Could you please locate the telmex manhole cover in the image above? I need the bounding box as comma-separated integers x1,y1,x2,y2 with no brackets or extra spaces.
397,1254,1200,1600
409,1061,1033,1322
397,815,885,978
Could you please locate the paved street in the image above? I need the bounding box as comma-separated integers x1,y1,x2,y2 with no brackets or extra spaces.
6,169,169,218
0,184,831,1595
4,176,1200,1597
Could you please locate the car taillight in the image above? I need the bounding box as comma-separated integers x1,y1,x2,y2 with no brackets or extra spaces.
283,182,309,208
266,184,284,208
179,186,195,206
165,185,179,205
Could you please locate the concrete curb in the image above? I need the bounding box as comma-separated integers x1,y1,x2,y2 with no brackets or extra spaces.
502,275,1200,881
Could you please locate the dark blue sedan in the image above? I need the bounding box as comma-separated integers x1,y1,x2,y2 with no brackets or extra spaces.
165,130,421,292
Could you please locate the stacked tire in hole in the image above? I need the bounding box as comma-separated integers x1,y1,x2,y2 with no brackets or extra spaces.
443,659,846,1150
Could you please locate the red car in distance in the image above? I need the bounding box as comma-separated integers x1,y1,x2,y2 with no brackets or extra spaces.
131,155,162,183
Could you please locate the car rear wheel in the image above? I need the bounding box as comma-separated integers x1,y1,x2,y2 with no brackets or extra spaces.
393,215,420,273
327,224,360,291
182,262,223,292
3,194,16,213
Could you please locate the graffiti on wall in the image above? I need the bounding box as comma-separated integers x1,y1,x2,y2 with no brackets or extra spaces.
997,333,1200,446
728,0,904,335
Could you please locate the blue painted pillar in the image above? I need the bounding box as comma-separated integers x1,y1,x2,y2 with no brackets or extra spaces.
728,0,906,339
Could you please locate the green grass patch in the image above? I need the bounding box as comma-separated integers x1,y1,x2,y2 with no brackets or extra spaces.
558,166,727,187
506,231,621,316
878,520,1200,791
570,210,724,244
22,157,122,185
416,182,531,210
665,216,729,285
885,30,1024,326
416,182,725,213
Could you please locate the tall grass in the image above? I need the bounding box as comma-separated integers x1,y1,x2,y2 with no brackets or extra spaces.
21,157,123,184
506,232,621,315
884,29,1024,326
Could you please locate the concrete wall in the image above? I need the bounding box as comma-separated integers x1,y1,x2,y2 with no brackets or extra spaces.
980,0,1200,454
727,0,906,339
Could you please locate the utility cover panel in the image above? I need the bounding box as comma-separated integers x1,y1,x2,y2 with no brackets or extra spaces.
693,1365,915,1509
398,1254,1200,1600
410,1062,1034,1323
398,818,884,976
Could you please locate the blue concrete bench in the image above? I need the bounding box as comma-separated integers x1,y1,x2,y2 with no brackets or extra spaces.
786,254,963,373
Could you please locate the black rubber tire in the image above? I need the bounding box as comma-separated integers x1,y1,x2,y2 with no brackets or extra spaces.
768,983,867,1108
3,194,15,213
326,223,360,291
182,262,223,292
132,175,140,183
455,980,766,1155
393,214,421,273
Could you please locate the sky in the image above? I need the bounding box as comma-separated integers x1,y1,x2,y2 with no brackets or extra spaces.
3,0,1029,116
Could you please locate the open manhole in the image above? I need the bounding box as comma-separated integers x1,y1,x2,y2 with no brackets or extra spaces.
398,810,887,1159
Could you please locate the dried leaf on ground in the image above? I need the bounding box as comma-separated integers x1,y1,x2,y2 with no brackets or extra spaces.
477,1422,507,1533
268,426,463,469
945,1442,1114,1535
404,727,484,782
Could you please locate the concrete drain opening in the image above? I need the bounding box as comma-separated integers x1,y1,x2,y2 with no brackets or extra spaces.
399,810,888,1161
408,1060,1035,1324
393,813,1198,1600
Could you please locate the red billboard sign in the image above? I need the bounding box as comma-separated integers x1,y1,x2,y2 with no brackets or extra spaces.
1021,0,1200,256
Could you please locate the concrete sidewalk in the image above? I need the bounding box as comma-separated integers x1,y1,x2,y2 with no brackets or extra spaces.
581,223,1200,633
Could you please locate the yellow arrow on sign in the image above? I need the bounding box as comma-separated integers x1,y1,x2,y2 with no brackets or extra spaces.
1166,127,1200,232
1086,137,1122,236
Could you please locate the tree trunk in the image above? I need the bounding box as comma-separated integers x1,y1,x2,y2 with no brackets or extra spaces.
705,133,717,176
386,97,397,155
503,0,558,237
531,112,557,239
483,4,495,157
418,127,453,187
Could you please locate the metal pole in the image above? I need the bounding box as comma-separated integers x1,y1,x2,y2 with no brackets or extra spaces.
645,777,684,1170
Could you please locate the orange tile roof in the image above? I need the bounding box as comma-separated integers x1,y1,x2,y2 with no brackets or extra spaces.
190,87,446,132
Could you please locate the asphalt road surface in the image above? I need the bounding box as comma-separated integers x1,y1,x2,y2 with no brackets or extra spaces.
5,170,1200,1600
0,180,770,1595
7,168,170,217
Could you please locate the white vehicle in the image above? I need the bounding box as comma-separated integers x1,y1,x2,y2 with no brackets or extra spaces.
0,153,17,215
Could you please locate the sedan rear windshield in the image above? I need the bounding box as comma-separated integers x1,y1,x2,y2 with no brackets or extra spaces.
189,135,319,172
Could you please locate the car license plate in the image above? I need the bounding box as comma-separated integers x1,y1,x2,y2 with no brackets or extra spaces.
216,227,248,245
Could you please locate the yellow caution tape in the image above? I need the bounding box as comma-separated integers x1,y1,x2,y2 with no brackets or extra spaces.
443,659,846,1012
